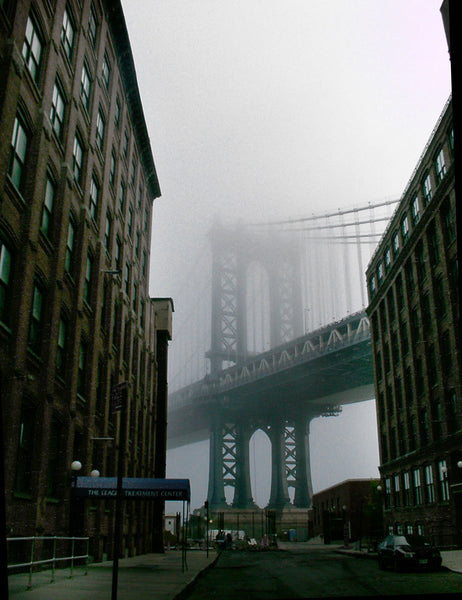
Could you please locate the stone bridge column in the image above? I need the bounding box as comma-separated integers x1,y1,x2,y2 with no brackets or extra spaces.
232,422,257,509
268,418,291,509
293,416,313,508
207,413,227,508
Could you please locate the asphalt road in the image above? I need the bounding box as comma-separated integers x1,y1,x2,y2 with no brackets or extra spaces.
181,546,462,599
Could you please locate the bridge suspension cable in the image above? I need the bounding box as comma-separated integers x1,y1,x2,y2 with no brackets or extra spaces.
167,199,397,391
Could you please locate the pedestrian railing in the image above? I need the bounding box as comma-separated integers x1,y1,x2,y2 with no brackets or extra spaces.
7,536,89,589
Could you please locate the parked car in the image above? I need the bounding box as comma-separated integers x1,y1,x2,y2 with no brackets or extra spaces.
377,534,442,571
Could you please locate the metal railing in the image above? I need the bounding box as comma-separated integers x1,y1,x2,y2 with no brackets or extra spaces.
7,536,89,589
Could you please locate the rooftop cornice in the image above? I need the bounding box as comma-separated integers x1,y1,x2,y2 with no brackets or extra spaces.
102,0,161,201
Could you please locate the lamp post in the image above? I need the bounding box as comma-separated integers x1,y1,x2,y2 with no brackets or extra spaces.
70,461,82,537
342,505,350,548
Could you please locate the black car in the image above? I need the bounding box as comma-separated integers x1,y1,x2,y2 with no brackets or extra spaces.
377,534,442,571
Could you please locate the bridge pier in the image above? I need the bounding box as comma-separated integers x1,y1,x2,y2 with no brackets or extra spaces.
207,413,227,508
232,422,257,509
268,418,291,509
293,416,313,508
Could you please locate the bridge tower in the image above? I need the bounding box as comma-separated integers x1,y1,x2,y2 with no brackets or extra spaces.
206,223,314,510
207,222,304,376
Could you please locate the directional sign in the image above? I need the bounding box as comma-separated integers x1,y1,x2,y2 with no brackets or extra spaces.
74,477,190,501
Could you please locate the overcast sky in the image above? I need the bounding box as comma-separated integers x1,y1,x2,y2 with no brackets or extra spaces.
120,0,451,509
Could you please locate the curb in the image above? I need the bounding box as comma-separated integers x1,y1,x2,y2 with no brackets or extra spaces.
173,552,221,600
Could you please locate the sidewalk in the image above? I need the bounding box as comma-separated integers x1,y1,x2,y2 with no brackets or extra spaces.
8,549,219,600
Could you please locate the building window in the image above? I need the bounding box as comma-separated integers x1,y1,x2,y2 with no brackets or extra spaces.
384,478,392,509
410,196,420,225
14,402,36,494
412,468,422,504
377,261,384,284
50,80,66,139
77,340,87,398
89,175,99,221
434,147,446,184
83,254,93,305
384,247,391,272
28,283,43,354
124,263,130,296
128,205,134,238
447,125,454,158
142,250,147,277
135,230,141,258
109,149,116,188
22,13,43,82
61,6,75,61
438,460,449,502
115,237,122,272
40,172,55,238
440,197,456,244
422,172,432,205
403,471,411,506
393,474,400,508
431,400,443,439
434,275,446,317
96,107,105,152
415,242,426,283
64,217,75,273
130,158,137,186
0,238,12,325
114,95,121,129
400,214,409,243
427,221,439,266
88,4,98,48
56,316,67,378
369,275,376,299
392,230,400,257
72,133,83,184
8,113,29,193
104,211,112,251
102,52,111,90
80,62,92,111
123,130,129,159
446,389,459,434
119,180,126,214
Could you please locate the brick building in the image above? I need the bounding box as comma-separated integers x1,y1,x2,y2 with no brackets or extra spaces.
311,479,381,544
0,0,172,561
366,98,461,547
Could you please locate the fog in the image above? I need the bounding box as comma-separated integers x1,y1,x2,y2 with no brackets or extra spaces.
120,0,451,510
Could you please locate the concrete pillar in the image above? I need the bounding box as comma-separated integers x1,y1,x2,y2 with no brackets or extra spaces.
293,417,313,508
232,422,256,509
207,414,227,508
268,418,290,509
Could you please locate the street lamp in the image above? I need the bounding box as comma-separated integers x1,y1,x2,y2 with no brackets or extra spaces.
342,505,350,548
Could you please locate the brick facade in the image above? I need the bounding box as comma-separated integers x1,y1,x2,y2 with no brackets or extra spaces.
366,98,461,547
0,0,170,561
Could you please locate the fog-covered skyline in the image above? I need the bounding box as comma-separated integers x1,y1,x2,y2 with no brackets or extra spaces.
120,0,451,509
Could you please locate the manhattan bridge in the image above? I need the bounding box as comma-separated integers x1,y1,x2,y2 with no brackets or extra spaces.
166,199,398,511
